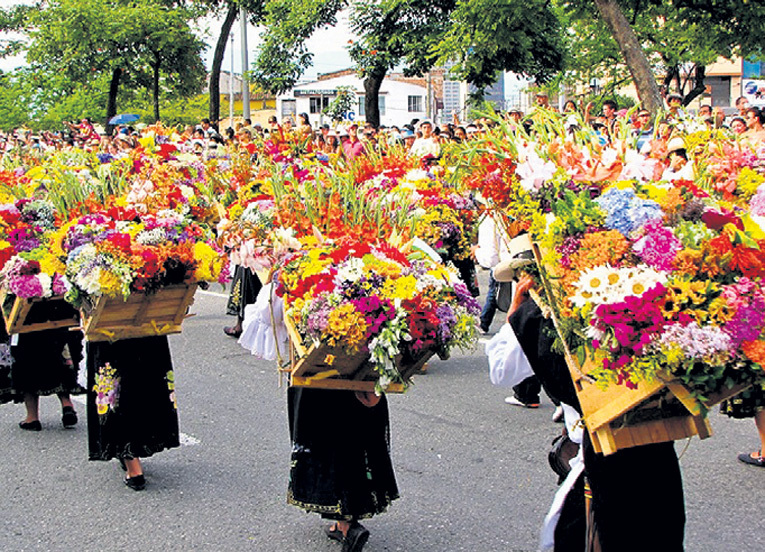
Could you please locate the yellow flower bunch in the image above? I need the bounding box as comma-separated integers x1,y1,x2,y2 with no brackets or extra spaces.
363,255,403,279
379,274,417,301
193,242,224,282
38,249,66,276
659,279,715,322
426,265,454,283
48,223,74,259
736,167,764,201
98,269,128,299
326,303,368,352
301,249,332,278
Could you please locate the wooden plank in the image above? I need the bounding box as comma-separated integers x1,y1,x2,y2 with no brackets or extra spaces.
82,284,195,342
290,375,406,393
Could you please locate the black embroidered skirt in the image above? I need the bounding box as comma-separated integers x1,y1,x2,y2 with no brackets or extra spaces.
287,387,399,520
87,336,180,461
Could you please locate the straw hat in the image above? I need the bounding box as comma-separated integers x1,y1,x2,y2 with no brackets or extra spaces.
666,136,686,155
493,234,534,283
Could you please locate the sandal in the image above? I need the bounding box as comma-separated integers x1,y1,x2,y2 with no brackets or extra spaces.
62,406,78,428
324,523,344,542
223,326,242,338
738,451,765,467
342,523,369,552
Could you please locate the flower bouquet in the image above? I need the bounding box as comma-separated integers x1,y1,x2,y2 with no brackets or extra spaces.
459,112,765,453
0,198,79,333
55,208,228,341
276,236,480,393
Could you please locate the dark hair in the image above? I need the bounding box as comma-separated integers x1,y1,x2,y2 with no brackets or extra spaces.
602,100,618,111
747,107,765,125
735,96,748,107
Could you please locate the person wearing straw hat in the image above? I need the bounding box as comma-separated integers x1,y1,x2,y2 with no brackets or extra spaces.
661,137,694,182
486,241,685,552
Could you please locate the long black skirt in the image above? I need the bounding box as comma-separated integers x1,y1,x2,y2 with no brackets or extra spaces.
287,387,399,521
226,265,263,318
1,327,85,404
87,336,180,461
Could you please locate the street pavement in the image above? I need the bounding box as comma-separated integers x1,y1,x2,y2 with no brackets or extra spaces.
1,283,764,551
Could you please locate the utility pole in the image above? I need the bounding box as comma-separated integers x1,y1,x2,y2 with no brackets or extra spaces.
240,8,251,120
229,33,234,127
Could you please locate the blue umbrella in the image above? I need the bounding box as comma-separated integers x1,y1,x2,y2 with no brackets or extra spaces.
109,113,140,125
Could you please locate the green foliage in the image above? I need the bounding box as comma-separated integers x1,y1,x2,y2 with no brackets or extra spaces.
23,0,206,123
436,0,564,93
322,86,356,122
251,0,348,94
559,0,765,99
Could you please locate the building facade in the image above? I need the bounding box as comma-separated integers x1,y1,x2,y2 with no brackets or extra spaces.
276,73,428,127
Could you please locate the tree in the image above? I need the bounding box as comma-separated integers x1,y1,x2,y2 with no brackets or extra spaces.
561,0,765,111
435,0,564,92
24,0,206,129
203,0,266,124
252,0,564,127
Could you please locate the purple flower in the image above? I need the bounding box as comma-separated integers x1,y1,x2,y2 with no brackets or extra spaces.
7,228,41,252
8,275,44,298
452,282,481,315
436,304,456,342
632,220,682,271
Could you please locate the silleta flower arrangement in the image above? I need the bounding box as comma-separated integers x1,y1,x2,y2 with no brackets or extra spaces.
54,209,228,309
0,199,69,300
458,111,765,403
276,236,480,390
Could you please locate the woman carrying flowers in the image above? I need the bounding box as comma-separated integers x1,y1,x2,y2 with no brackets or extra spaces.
486,245,686,552
5,327,85,432
287,387,398,552
86,335,180,491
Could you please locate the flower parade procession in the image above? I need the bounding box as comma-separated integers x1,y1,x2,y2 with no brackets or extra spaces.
2,105,765,552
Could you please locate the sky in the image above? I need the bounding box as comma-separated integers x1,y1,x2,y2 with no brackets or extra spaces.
0,0,355,80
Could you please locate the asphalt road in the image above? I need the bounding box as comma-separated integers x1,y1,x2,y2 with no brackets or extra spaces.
1,282,764,551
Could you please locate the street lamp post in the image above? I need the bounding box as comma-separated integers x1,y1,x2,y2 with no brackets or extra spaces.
240,8,250,120
229,33,235,127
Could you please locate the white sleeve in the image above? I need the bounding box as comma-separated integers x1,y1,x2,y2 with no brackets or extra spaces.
475,217,499,269
486,323,534,387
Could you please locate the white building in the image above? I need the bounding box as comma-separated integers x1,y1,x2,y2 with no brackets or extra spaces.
276,73,428,127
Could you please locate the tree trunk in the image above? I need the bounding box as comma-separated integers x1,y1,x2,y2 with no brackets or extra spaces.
209,4,238,124
105,67,122,136
152,53,161,123
592,0,663,114
682,65,707,106
363,66,387,128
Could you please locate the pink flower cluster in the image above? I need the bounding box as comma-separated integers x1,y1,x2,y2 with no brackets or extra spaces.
591,283,668,387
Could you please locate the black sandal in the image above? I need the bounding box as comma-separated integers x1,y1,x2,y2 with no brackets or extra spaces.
324,523,343,542
738,451,765,467
223,326,242,338
62,406,78,428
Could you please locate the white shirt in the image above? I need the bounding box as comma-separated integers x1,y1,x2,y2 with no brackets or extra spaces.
474,215,511,269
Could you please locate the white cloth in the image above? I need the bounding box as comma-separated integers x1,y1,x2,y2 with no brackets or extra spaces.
238,282,289,361
408,137,440,158
540,441,585,551
474,215,511,270
486,323,534,387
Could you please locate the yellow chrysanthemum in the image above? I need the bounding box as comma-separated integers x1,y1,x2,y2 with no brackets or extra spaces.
364,257,402,279
98,270,125,298
193,242,223,281
380,275,417,300
39,252,66,276
707,296,735,324
326,303,367,352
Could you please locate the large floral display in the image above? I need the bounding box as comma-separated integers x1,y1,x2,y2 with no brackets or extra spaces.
459,113,765,408
276,236,480,391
